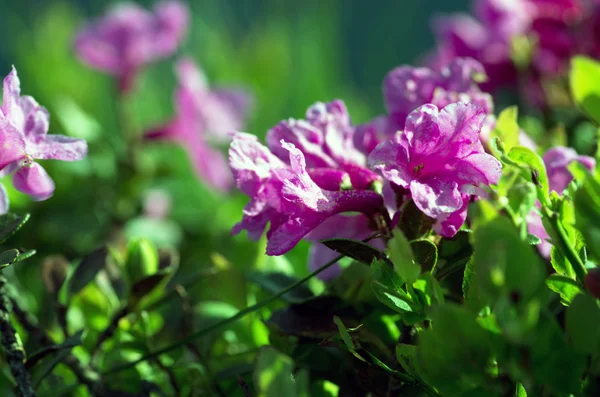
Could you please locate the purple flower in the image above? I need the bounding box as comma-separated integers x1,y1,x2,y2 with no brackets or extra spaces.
146,58,252,192
266,100,380,189
0,67,87,210
368,102,501,237
527,146,596,257
429,0,597,107
230,133,384,256
358,58,492,149
75,1,189,93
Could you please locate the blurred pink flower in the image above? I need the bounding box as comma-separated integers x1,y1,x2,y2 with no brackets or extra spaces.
75,1,189,93
0,67,87,209
527,146,596,257
146,58,252,192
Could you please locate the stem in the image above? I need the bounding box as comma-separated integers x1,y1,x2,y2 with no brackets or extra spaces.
9,297,107,396
91,304,131,358
103,246,356,375
0,276,36,397
543,207,587,285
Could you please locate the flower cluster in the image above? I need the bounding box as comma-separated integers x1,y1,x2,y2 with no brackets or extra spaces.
229,102,385,257
430,0,600,106
75,1,189,93
231,99,501,258
76,1,253,192
0,67,87,212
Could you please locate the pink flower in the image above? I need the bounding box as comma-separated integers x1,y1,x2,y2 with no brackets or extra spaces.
229,133,384,256
368,102,501,237
266,100,380,190
75,1,189,93
0,67,87,209
429,0,598,107
528,146,596,257
357,58,492,151
146,58,252,192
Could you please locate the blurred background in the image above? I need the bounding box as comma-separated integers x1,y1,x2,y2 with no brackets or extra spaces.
0,1,473,394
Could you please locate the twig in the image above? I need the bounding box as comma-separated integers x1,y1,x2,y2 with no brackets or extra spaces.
10,297,115,397
103,245,359,375
0,276,36,397
91,304,131,358
176,285,226,397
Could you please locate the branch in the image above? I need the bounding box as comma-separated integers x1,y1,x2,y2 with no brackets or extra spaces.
0,276,36,397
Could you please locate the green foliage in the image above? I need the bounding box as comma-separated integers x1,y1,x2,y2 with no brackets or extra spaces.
571,56,600,124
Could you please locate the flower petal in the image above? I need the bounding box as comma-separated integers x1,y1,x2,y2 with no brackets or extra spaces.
0,119,26,170
433,197,469,238
409,177,463,219
0,184,9,215
29,135,88,161
368,139,412,188
13,163,55,201
266,119,336,168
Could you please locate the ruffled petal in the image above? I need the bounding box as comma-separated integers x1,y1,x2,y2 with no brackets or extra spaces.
29,135,88,161
368,139,412,188
409,177,463,219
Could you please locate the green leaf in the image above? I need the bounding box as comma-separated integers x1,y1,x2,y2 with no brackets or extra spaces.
66,246,109,299
321,238,386,266
125,238,159,283
397,199,436,240
14,249,36,263
0,213,30,244
566,294,600,355
388,232,420,284
371,260,414,314
492,106,519,150
247,272,314,304
31,330,84,388
570,56,600,124
473,210,545,304
396,343,418,378
0,249,20,269
416,303,492,395
129,260,178,308
253,346,298,397
462,256,476,299
410,239,438,272
574,170,600,261
546,274,582,305
507,146,550,205
507,182,537,218
333,316,355,350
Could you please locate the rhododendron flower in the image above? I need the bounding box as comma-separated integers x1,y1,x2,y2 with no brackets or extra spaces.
266,100,380,189
0,67,87,210
528,146,596,257
357,58,492,152
368,102,502,237
146,58,251,191
230,133,384,256
75,1,189,92
430,0,599,107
